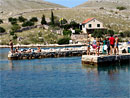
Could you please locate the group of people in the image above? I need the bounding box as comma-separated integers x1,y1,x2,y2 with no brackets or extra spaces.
9,36,119,56
9,40,41,53
86,35,119,56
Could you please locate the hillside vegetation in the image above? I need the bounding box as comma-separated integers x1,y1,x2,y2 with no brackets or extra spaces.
76,0,130,9
0,0,130,45
0,0,65,20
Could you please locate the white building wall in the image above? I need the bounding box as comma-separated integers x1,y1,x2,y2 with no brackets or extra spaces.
82,19,104,33
85,19,103,29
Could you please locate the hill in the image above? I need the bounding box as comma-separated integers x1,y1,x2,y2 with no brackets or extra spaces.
76,0,130,9
0,0,65,16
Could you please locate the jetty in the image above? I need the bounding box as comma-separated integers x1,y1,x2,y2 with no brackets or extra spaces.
8,47,87,60
82,54,130,66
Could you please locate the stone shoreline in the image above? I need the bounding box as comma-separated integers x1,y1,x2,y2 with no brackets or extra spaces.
0,44,85,48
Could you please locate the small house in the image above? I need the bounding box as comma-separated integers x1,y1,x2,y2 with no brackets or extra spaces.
82,18,106,34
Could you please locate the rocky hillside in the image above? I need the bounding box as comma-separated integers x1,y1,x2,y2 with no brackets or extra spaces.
76,0,130,9
0,0,65,13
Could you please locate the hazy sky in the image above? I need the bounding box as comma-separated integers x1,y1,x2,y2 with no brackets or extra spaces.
44,0,88,8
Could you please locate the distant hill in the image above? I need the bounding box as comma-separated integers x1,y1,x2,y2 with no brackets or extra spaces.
0,0,65,12
76,0,130,9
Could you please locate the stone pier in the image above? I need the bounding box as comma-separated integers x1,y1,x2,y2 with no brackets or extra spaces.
8,50,86,60
82,54,130,66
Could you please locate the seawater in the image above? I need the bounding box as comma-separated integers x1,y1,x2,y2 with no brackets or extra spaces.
0,48,130,98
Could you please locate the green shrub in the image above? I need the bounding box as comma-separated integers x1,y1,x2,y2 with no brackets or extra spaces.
30,17,38,22
0,27,6,33
107,30,115,36
60,24,71,29
58,37,71,45
99,7,104,10
8,17,17,25
13,34,17,40
9,31,15,35
70,21,79,29
18,16,27,22
60,18,67,25
120,31,130,37
92,30,105,38
63,30,72,36
116,6,127,10
75,29,81,34
41,14,47,25
22,21,34,27
11,24,21,32
0,19,3,24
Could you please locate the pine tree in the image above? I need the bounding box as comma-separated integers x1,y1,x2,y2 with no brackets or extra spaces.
41,14,47,25
51,10,54,25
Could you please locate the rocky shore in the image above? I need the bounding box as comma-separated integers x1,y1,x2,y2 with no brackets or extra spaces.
0,44,85,48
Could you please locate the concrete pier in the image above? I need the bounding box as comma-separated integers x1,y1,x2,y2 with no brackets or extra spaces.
82,54,130,65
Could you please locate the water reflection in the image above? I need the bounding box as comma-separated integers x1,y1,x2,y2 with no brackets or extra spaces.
82,63,130,75
0,58,81,72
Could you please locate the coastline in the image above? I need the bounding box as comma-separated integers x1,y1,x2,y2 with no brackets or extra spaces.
0,44,85,48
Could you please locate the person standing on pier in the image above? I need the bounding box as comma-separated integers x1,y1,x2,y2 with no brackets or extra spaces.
96,39,100,56
114,36,119,55
92,37,97,55
107,37,110,55
109,35,115,55
87,39,91,55
102,38,107,54
9,40,13,53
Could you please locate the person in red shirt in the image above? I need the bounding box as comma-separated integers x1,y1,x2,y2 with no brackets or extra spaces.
109,35,115,55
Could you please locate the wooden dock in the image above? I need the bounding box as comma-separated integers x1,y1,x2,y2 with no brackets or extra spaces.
82,54,130,66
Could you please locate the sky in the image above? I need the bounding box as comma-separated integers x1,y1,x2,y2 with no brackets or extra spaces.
44,0,88,8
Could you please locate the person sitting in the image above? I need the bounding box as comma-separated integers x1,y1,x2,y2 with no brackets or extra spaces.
15,46,19,53
26,48,32,53
37,46,41,53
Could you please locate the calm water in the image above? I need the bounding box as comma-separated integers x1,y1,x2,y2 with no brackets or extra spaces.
0,48,130,98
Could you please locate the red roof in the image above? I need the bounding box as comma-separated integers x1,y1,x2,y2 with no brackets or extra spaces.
82,18,95,24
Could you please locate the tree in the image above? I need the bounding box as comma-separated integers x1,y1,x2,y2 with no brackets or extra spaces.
11,24,21,32
0,19,3,24
9,31,14,35
58,37,71,45
22,21,34,27
8,17,17,25
0,27,6,33
120,31,130,37
70,21,79,29
92,30,104,38
50,10,54,25
63,30,72,36
18,16,27,22
41,14,47,25
75,29,81,34
30,17,38,22
59,18,67,25
13,34,18,40
116,6,127,10
107,30,114,36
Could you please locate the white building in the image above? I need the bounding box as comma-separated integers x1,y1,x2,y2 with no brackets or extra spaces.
82,18,106,34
